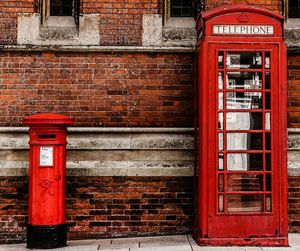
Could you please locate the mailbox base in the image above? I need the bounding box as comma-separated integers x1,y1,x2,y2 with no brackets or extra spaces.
193,236,288,247
27,224,67,249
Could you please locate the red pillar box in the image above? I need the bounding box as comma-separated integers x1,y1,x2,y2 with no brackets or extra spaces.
194,5,288,246
24,114,74,249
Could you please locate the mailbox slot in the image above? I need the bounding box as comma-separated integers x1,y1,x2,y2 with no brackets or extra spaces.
38,134,56,139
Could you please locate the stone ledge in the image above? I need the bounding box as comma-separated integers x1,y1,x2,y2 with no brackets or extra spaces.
0,45,195,53
0,127,194,133
0,127,194,150
0,160,194,177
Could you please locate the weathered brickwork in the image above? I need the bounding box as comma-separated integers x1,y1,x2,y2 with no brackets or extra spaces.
0,1,34,44
0,51,194,127
2,176,300,243
205,0,283,13
83,0,161,46
288,55,300,128
0,0,285,46
0,0,161,46
0,14,17,45
0,177,27,244
0,176,193,244
66,177,192,239
289,177,300,232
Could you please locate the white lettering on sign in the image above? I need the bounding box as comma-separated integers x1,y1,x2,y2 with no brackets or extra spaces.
40,146,53,166
213,25,274,35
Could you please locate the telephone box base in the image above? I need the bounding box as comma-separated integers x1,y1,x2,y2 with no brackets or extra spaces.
27,224,67,249
193,236,288,247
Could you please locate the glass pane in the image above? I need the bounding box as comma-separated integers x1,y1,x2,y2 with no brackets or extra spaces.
266,173,271,191
226,92,262,109
171,8,181,16
51,6,61,15
51,0,60,5
218,174,224,192
266,132,271,150
218,195,224,212
265,112,271,130
265,92,271,109
226,72,262,90
265,52,270,69
218,52,224,69
62,6,72,16
266,195,272,212
218,72,223,89
226,52,262,69
265,72,270,89
219,92,223,109
227,153,263,171
266,153,271,171
171,0,192,17
181,7,192,16
226,112,263,130
218,112,223,129
227,194,264,212
218,153,224,170
227,174,263,191
227,133,263,150
219,133,223,150
62,0,72,5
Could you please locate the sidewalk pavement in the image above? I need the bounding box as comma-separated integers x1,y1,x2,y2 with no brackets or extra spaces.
1,234,300,251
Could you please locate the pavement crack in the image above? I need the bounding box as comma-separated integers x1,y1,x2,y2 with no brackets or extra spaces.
186,235,194,251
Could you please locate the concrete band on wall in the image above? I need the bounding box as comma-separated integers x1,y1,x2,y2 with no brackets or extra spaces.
0,127,299,177
0,127,194,177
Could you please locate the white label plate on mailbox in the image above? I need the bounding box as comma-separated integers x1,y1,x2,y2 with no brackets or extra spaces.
40,146,53,166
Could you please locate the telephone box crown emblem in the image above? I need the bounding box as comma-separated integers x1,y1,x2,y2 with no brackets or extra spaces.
237,13,249,23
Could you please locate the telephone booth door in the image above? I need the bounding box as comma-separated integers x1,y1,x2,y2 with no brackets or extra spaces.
194,5,288,246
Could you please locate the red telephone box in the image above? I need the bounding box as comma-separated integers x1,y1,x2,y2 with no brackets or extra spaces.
24,113,74,249
194,5,288,246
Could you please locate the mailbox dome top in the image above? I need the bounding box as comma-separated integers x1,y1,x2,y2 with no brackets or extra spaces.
24,113,74,126
200,4,284,21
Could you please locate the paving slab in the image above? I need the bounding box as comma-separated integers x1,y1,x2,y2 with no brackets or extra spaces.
188,235,264,251
98,236,139,250
191,246,263,251
0,244,25,251
68,238,107,250
139,235,189,248
288,233,300,248
131,246,192,251
0,240,102,251
261,248,299,251
1,234,300,251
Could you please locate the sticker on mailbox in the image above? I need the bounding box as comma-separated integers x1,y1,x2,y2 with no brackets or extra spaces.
40,146,53,166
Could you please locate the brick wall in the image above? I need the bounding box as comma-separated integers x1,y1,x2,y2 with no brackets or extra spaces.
205,0,283,13
0,177,27,244
0,0,162,46
289,177,300,232
2,175,300,243
0,1,34,45
82,0,161,46
67,177,192,239
288,55,300,128
1,50,299,128
0,51,194,127
0,176,193,244
0,0,285,46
